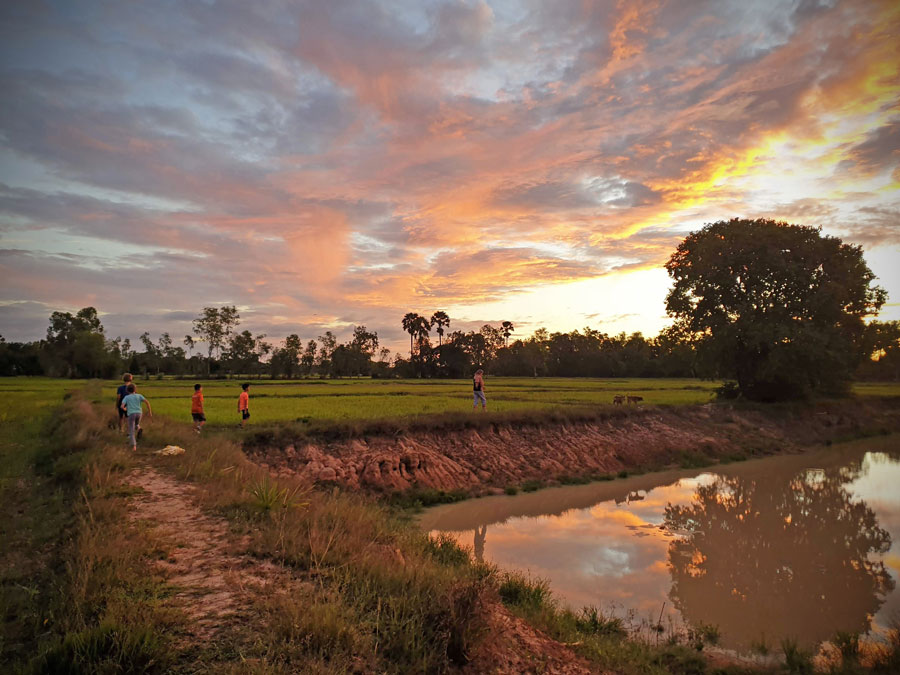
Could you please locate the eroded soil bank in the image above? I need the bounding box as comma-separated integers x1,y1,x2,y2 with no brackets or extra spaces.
244,399,900,495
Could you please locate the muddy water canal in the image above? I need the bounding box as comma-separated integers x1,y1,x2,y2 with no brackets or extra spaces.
420,435,900,652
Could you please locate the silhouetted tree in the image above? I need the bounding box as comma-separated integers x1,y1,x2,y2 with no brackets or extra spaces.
665,219,886,400
501,321,514,347
301,340,317,376
431,311,450,346
317,331,337,376
192,305,240,376
42,307,115,377
402,313,430,357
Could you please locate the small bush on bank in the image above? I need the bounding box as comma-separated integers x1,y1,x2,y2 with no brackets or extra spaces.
678,451,715,469
387,487,469,509
424,533,471,567
574,606,626,637
498,572,552,610
521,479,544,492
782,638,814,674
35,621,168,674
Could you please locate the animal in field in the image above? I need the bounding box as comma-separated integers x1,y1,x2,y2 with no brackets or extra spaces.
613,395,625,405
626,395,643,405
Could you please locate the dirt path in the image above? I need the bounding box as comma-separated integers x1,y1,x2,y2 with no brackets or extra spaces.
125,467,284,644
124,467,612,672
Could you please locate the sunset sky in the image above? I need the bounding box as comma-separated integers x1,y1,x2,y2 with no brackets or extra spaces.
1,0,898,353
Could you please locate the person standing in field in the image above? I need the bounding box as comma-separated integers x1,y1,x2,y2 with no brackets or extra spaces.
120,382,152,452
115,373,133,433
238,383,250,428
473,369,486,412
191,383,206,434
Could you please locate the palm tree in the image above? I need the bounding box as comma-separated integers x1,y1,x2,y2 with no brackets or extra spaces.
402,312,421,357
413,315,431,351
501,321,515,347
430,311,450,346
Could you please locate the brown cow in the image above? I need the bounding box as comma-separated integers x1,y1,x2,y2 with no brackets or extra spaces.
627,395,643,405
613,395,625,405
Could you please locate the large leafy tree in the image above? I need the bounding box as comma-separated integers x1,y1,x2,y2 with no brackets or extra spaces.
43,306,116,377
665,219,886,400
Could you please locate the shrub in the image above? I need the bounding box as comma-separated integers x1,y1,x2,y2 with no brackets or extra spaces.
424,534,470,567
574,606,626,638
781,638,814,674
498,573,551,611
36,622,168,674
521,479,543,493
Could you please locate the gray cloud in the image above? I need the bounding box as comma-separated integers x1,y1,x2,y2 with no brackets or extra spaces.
1,0,897,349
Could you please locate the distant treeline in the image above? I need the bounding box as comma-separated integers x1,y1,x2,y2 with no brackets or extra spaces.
1,305,897,382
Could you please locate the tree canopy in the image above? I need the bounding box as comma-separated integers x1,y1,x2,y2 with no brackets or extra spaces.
665,218,886,400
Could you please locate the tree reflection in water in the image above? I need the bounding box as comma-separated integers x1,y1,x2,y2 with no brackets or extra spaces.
663,463,894,651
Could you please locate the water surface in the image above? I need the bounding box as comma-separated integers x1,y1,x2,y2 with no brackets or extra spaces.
420,436,900,652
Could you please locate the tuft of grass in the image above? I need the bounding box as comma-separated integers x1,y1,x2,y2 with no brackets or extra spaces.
34,621,169,674
617,469,629,479
424,533,471,567
678,451,715,469
574,606,626,638
246,475,309,513
498,572,552,611
781,637,814,674
868,620,900,673
558,474,591,486
504,485,519,495
387,487,469,509
749,633,770,657
521,479,544,493
832,630,860,667
686,621,720,651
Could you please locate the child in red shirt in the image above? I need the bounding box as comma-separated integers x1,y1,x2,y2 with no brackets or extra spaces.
238,383,250,428
191,383,206,433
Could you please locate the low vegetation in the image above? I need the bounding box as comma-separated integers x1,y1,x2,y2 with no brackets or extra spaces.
3,378,900,673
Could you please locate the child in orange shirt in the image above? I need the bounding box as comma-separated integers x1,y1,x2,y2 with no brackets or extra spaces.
238,383,250,428
191,383,206,433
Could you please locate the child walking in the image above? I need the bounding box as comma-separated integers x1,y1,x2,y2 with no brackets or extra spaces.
120,383,152,452
238,383,250,428
191,383,206,433
115,373,133,433
473,369,486,412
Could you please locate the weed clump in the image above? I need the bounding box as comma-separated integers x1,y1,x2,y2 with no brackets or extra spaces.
35,621,169,674
574,606,626,638
781,637,814,674
498,573,551,611
521,479,544,493
424,534,470,567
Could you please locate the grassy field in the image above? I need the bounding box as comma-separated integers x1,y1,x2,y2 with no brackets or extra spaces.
3,380,900,673
0,384,777,674
1,377,898,429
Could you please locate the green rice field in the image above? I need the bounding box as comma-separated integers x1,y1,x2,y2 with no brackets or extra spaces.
0,377,897,428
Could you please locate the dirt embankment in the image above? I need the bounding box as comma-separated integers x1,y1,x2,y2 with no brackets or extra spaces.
245,400,900,495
